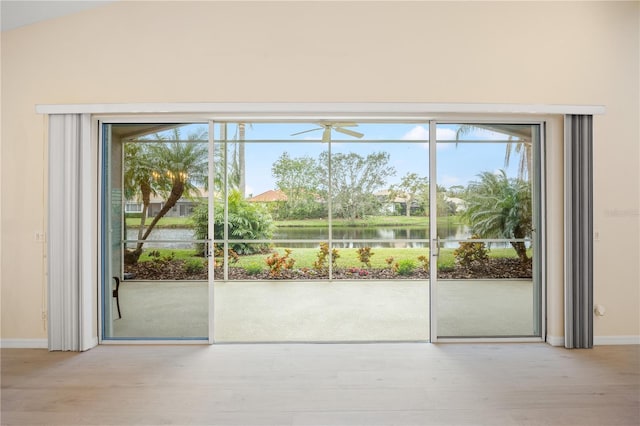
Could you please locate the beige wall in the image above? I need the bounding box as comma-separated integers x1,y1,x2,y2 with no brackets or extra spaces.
1,1,638,342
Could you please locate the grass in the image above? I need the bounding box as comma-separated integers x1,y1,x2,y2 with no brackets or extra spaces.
135,245,527,272
137,249,202,262
126,215,463,229
276,215,461,228
233,247,436,269
126,216,192,228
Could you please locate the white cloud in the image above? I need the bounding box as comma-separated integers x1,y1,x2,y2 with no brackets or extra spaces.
402,125,429,140
401,126,460,141
436,127,457,140
400,126,460,150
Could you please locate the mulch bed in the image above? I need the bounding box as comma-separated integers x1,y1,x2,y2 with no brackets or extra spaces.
125,258,532,280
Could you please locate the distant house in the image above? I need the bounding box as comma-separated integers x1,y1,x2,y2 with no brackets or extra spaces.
444,196,466,212
125,188,208,218
374,190,422,216
247,190,288,203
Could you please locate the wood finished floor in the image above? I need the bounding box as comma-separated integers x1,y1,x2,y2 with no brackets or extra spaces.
1,343,639,425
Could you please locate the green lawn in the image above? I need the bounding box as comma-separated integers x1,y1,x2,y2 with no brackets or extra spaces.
126,216,192,228
126,215,462,229
236,247,442,270
137,249,203,262
275,215,461,228
136,246,527,273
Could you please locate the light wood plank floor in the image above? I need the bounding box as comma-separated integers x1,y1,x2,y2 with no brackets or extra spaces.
2,344,639,425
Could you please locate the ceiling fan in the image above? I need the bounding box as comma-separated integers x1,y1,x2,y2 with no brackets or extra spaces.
291,122,364,142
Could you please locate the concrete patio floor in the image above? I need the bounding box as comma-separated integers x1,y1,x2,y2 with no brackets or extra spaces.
110,279,534,341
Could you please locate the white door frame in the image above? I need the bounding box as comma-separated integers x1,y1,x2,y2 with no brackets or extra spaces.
36,103,604,348
429,118,547,343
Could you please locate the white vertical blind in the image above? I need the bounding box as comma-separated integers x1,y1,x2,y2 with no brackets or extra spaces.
48,114,95,351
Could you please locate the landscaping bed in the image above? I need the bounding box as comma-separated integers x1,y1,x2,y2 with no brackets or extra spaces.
125,257,531,281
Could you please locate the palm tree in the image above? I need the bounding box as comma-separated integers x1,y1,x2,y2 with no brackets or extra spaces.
503,136,532,182
462,170,532,264
226,123,249,196
124,127,208,264
238,123,246,197
455,124,532,181
123,143,164,243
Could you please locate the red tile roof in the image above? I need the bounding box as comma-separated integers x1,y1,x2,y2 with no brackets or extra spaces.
247,189,288,202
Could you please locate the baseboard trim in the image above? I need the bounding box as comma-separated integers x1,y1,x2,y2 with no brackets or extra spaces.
547,335,640,347
546,335,564,346
1,338,48,349
594,335,640,345
1,336,636,348
81,336,99,351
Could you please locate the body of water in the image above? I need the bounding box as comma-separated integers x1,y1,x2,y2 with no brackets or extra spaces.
126,224,517,249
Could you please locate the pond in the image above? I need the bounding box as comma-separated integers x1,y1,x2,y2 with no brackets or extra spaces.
272,223,468,248
126,223,518,249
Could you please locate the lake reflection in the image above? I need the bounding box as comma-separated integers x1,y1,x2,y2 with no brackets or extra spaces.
126,222,484,249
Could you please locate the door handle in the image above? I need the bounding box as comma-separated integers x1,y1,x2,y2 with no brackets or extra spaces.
432,236,440,257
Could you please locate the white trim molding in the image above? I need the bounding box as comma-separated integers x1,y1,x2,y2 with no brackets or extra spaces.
35,102,606,116
35,103,606,347
1,339,48,349
546,335,565,347
594,336,640,346
549,335,640,346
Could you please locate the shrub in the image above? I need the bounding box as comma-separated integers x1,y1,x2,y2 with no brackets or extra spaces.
149,250,175,265
453,235,489,267
347,267,369,277
184,258,206,274
385,256,395,270
356,246,374,268
191,190,274,256
396,259,416,276
212,247,239,268
141,251,177,274
417,255,429,272
313,242,340,271
265,249,296,277
244,263,264,275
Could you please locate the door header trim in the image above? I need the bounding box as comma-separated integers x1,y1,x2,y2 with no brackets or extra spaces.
36,102,605,116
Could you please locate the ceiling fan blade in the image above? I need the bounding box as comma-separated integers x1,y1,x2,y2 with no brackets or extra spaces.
322,127,332,142
291,128,322,136
331,122,358,128
335,127,364,138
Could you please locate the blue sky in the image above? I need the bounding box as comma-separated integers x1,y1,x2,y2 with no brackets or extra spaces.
233,123,522,196
167,122,525,196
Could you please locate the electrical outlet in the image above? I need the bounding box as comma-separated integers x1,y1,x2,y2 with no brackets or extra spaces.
594,230,600,241
35,232,46,242
41,311,47,320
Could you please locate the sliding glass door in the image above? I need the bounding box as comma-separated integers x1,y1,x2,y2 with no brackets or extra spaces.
101,122,212,340
212,122,431,342
432,123,542,338
100,118,543,342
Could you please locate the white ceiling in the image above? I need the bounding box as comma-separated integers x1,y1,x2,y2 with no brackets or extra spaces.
1,0,115,32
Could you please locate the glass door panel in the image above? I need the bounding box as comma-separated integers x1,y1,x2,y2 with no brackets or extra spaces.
434,123,541,337
102,123,210,340
212,122,430,342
